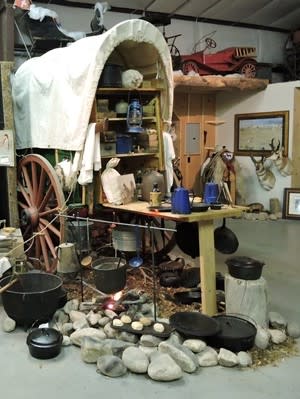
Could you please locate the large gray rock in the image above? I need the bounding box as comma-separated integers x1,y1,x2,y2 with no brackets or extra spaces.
103,339,136,357
140,334,163,347
61,322,74,336
183,339,207,353
218,348,239,367
97,355,127,378
2,316,16,332
81,336,112,363
73,318,89,330
98,316,110,327
138,345,158,358
104,322,119,338
122,347,149,373
268,311,287,329
70,327,106,346
237,351,252,367
118,331,139,344
255,325,270,349
158,340,198,373
287,321,300,338
52,309,69,325
86,311,101,326
269,329,287,344
69,310,86,323
197,347,218,367
148,353,183,381
63,299,79,314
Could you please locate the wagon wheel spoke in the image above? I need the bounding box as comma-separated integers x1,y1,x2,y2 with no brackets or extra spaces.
39,206,61,218
38,185,54,212
40,217,61,239
39,223,57,259
19,184,32,207
17,154,65,272
37,226,51,272
21,164,34,201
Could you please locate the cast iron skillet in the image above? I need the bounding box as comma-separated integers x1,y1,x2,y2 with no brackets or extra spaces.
214,218,239,254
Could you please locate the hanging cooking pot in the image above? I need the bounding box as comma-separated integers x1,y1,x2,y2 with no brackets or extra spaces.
92,255,127,294
214,218,239,254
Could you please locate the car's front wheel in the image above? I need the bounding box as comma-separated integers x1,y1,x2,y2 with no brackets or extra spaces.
239,61,257,78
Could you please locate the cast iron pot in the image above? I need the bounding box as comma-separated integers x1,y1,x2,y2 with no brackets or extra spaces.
225,256,265,280
92,256,127,294
169,311,220,339
27,327,63,359
0,272,63,326
208,314,257,352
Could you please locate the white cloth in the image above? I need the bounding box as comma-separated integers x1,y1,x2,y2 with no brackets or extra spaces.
77,123,101,185
0,257,12,278
12,19,174,152
163,131,176,194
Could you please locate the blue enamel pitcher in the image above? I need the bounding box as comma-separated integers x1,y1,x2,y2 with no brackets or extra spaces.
171,187,191,214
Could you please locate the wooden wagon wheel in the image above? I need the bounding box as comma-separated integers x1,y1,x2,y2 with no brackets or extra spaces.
17,154,66,272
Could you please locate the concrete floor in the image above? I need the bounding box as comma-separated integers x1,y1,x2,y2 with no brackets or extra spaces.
0,218,300,399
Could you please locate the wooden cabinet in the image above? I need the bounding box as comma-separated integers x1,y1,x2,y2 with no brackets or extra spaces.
90,87,165,204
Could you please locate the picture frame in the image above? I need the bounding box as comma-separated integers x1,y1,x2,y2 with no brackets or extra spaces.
234,111,289,156
283,188,300,219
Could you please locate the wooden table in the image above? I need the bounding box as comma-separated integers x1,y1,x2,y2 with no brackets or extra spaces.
103,201,246,316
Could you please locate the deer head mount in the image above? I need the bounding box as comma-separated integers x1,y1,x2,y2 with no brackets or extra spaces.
250,155,276,191
268,138,293,177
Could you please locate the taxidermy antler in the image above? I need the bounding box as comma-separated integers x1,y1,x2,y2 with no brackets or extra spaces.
268,138,293,176
250,155,276,191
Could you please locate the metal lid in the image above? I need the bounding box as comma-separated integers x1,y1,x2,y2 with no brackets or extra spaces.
225,256,264,267
27,328,62,346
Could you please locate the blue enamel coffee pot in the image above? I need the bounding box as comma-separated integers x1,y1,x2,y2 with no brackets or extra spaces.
171,187,191,214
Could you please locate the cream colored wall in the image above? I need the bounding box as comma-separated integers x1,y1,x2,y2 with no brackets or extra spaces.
216,81,300,209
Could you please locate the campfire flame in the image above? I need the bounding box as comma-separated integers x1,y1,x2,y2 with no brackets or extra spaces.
105,290,123,310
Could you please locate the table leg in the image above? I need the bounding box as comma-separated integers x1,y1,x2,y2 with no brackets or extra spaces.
198,220,217,316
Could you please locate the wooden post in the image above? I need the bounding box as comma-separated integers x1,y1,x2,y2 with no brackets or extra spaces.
0,1,14,62
198,220,217,315
0,61,18,227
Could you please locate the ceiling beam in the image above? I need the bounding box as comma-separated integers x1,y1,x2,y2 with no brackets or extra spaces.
35,0,290,33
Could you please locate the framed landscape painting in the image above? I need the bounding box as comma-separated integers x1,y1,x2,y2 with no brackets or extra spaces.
234,111,289,156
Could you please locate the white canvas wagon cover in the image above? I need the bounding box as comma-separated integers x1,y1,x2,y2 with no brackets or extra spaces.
12,18,174,151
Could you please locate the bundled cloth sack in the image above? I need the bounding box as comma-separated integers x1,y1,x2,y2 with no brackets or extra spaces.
101,158,123,205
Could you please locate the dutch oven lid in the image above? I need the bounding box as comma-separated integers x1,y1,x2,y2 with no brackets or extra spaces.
212,315,257,339
169,311,220,338
225,256,265,268
27,328,62,346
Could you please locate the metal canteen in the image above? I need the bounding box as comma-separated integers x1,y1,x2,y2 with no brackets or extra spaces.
171,187,191,214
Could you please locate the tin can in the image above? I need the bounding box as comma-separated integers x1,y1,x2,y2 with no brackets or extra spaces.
149,191,162,207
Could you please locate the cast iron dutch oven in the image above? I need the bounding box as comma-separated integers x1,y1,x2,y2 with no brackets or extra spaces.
208,314,257,352
225,256,265,280
27,328,63,359
169,311,220,339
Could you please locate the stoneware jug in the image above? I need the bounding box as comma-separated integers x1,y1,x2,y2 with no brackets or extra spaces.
171,187,191,214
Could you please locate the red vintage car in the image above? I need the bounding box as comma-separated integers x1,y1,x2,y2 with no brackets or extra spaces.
181,44,257,78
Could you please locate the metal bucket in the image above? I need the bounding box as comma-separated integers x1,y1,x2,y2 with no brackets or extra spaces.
67,220,93,252
92,257,127,294
112,226,140,252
